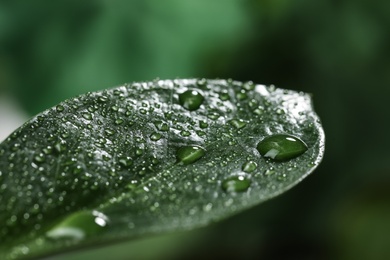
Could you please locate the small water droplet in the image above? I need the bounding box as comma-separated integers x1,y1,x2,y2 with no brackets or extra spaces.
42,146,53,155
136,148,144,156
139,108,147,114
104,129,115,136
118,157,132,167
56,105,65,112
54,141,67,153
176,146,205,165
199,121,208,129
34,153,45,163
150,132,162,141
242,161,257,173
82,112,92,120
208,113,219,120
180,130,191,137
179,90,204,111
257,134,308,161
236,90,248,100
228,119,246,129
221,176,251,192
154,121,169,131
242,81,255,90
219,92,230,101
253,106,264,115
115,118,124,125
98,95,108,103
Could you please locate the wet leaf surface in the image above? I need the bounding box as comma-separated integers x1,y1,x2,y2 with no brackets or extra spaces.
0,79,324,259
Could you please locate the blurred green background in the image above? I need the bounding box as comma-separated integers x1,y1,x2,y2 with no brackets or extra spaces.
1,0,390,259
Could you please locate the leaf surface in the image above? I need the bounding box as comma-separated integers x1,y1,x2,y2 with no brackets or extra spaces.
0,79,324,259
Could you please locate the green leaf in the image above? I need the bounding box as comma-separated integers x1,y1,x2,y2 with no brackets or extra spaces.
0,79,325,259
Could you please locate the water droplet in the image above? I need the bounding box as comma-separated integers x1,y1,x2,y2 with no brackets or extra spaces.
221,176,251,192
176,146,205,165
98,95,108,103
34,153,45,163
236,90,248,100
180,130,191,137
46,211,109,241
257,134,308,161
253,106,264,115
154,121,169,131
42,146,53,155
219,92,230,101
56,105,65,112
150,132,162,141
118,157,132,167
54,141,67,153
104,129,115,136
115,118,124,125
228,119,246,129
199,121,208,129
242,161,257,173
82,112,92,120
178,90,204,111
242,81,255,90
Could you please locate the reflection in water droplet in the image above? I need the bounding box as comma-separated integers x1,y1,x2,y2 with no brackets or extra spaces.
257,134,308,161
221,176,251,192
242,161,257,173
179,90,204,111
228,119,246,129
46,211,109,241
176,146,205,165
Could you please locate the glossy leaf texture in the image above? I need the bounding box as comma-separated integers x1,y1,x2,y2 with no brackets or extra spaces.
0,79,325,259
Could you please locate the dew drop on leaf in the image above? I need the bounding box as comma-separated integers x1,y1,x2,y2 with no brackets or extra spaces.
256,134,308,161
178,90,204,111
56,105,64,112
150,132,162,141
228,119,246,129
176,146,205,165
82,113,92,120
219,92,230,101
33,153,45,163
242,161,257,173
221,176,251,192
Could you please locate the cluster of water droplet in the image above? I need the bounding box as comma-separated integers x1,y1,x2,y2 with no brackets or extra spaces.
0,78,321,258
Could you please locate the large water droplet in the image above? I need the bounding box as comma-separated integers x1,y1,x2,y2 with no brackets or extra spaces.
178,90,204,111
256,134,308,161
176,146,205,165
46,211,109,241
221,176,251,192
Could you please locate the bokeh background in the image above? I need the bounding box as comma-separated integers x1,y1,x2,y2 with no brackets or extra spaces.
1,0,390,259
